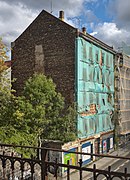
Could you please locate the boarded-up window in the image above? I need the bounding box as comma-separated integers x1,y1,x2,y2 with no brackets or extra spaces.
102,53,105,65
83,43,87,59
89,47,93,61
96,93,99,104
83,68,87,81
89,118,93,131
83,92,86,105
106,54,109,67
96,50,99,62
99,67,102,83
89,92,95,104
89,65,94,81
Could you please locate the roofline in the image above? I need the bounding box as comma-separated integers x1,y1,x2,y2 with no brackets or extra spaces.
78,31,117,55
12,9,116,55
13,9,77,43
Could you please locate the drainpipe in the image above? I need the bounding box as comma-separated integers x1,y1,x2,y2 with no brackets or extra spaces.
75,29,79,137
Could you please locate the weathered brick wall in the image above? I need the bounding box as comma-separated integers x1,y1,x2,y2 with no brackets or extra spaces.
12,10,77,105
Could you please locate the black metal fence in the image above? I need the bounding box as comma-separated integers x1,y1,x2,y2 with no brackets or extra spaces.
0,143,129,180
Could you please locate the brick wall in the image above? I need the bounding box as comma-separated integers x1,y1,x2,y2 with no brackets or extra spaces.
12,10,77,105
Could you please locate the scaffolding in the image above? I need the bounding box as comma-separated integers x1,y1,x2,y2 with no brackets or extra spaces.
116,53,130,135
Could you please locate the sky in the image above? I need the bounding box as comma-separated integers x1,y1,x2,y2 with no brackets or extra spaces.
0,0,130,52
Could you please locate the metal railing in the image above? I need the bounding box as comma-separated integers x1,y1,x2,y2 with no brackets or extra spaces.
0,143,129,180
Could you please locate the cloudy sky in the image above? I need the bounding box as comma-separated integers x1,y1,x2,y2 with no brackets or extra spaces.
0,0,130,51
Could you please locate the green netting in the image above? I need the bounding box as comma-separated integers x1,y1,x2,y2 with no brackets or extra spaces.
78,116,94,137
110,85,114,93
88,92,96,104
88,64,94,81
82,67,87,81
98,114,103,131
78,92,84,112
109,54,114,69
99,67,102,84
105,70,110,86
83,42,87,59
95,93,99,104
94,115,99,133
78,60,83,79
105,53,110,67
95,83,103,93
102,67,110,86
95,50,99,64
102,114,112,131
77,37,115,138
103,84,109,93
94,64,99,82
78,81,95,92
83,91,87,105
81,63,90,81
89,46,93,62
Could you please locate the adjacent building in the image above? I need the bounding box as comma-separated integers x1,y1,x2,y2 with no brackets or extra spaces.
11,10,116,161
115,50,130,142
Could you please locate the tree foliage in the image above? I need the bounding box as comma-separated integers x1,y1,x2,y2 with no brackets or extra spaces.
20,74,77,143
0,39,76,153
0,73,76,152
0,38,8,76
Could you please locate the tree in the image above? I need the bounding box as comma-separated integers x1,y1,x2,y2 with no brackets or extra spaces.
21,73,76,143
0,38,8,79
0,38,76,154
0,38,10,99
0,73,76,152
0,38,11,119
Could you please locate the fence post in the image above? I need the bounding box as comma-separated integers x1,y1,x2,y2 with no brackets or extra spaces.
93,164,96,180
2,151,6,180
41,148,48,180
54,158,58,180
124,167,127,180
79,159,83,180
67,160,70,180
108,166,111,180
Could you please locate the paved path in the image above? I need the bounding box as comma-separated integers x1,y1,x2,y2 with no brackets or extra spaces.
60,146,130,180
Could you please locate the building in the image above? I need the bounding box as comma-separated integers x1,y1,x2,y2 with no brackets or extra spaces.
115,52,130,143
11,10,116,161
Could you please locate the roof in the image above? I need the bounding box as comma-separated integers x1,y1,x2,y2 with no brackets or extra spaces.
13,9,116,54
79,32,116,54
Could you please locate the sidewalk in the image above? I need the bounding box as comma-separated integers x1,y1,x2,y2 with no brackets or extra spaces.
62,147,130,180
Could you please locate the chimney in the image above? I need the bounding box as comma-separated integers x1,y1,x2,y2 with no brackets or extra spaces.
59,11,64,21
82,27,86,34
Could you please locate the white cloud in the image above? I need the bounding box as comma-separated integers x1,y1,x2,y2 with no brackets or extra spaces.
0,1,38,46
108,0,130,29
1,0,130,51
90,31,97,36
0,0,90,46
93,22,130,48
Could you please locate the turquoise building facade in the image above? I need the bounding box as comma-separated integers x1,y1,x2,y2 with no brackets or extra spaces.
76,36,115,139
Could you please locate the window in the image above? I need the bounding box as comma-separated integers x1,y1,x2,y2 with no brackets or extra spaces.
96,50,99,62
102,53,105,65
106,54,109,67
83,44,87,59
89,47,93,61
102,99,105,105
83,68,87,81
